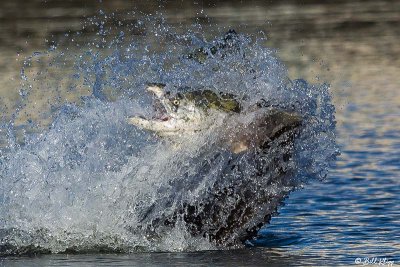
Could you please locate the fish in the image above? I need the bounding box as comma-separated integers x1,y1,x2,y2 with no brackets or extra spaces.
128,83,240,134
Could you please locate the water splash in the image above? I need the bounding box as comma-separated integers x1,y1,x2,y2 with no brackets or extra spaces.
0,15,338,255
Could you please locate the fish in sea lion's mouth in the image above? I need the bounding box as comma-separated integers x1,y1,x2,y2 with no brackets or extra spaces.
125,29,305,247
127,83,304,246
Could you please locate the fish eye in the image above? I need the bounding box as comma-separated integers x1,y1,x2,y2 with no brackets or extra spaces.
173,99,180,106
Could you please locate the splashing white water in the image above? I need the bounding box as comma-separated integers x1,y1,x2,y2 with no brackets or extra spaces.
0,16,338,255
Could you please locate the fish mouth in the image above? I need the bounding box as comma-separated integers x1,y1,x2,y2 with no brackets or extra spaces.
145,83,174,122
152,107,171,121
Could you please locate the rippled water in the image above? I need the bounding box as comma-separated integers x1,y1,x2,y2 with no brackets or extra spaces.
1,0,399,266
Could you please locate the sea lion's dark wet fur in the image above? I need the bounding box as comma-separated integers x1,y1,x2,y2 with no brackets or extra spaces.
164,111,301,246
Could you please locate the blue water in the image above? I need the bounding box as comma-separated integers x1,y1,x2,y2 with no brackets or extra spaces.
1,1,400,266
256,91,400,264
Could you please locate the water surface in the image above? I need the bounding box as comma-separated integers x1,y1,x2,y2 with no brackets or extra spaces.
1,0,399,266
